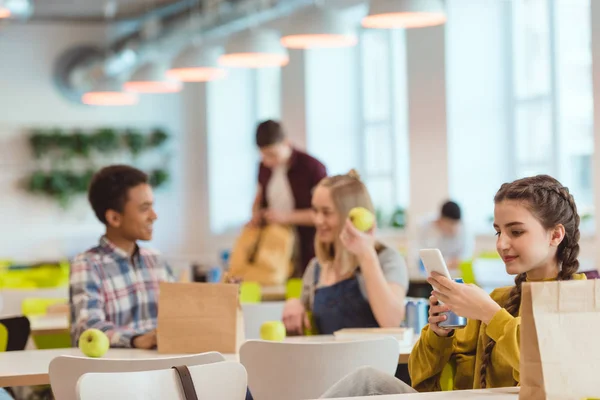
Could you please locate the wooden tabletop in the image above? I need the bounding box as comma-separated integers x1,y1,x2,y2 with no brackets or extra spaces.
0,347,238,387
316,387,519,400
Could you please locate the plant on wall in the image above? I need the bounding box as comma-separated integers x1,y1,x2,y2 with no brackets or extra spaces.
25,127,171,206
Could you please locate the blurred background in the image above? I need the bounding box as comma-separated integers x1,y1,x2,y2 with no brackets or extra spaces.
0,0,597,285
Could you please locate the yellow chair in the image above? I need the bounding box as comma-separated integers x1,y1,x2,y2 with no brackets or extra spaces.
478,251,501,259
0,323,7,352
22,298,67,316
440,359,456,391
285,278,303,300
458,260,476,284
22,298,71,349
240,282,262,303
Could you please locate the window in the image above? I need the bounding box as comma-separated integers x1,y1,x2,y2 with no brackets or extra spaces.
358,29,409,227
511,0,593,225
207,67,282,234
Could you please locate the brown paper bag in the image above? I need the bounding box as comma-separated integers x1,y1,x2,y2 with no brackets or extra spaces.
225,224,295,286
157,282,245,354
520,280,600,399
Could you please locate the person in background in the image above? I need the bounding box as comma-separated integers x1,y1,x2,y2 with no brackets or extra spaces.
417,200,468,272
70,165,174,349
250,120,327,277
319,174,585,397
282,170,408,335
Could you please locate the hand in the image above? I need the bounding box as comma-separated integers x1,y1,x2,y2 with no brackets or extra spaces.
428,272,501,324
247,210,263,227
428,295,453,337
282,298,311,335
339,219,376,261
263,209,290,225
132,330,157,349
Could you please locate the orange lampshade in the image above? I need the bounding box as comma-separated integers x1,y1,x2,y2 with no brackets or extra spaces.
167,45,228,82
0,7,10,18
81,81,138,106
362,0,446,29
220,29,289,69
124,63,183,93
280,6,357,50
218,53,289,68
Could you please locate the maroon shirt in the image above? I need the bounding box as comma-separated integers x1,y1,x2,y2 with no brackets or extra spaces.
258,148,327,276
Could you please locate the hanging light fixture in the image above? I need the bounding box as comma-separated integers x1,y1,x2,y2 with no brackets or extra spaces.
362,0,446,29
82,79,138,106
281,5,357,49
219,29,289,69
124,63,183,93
0,0,33,19
167,45,228,82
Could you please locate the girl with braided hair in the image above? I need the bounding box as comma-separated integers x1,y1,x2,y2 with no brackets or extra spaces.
318,175,586,398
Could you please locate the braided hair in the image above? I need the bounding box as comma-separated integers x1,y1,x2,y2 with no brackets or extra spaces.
479,175,580,388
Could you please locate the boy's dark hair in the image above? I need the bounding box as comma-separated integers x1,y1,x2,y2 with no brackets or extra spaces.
256,120,285,148
88,165,148,224
441,201,461,221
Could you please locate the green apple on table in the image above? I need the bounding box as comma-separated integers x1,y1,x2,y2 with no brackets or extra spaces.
349,207,375,232
79,328,110,358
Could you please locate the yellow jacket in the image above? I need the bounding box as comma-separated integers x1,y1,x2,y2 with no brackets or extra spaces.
408,273,586,391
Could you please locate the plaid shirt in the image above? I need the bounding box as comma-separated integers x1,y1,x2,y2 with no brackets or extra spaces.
70,236,175,347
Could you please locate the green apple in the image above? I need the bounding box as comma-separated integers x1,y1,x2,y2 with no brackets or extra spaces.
349,207,375,232
79,328,110,358
260,321,286,341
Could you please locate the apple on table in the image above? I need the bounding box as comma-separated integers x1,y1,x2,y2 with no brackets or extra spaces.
260,321,286,341
79,328,110,358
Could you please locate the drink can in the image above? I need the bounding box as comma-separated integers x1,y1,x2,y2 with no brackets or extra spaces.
405,298,429,333
438,278,468,329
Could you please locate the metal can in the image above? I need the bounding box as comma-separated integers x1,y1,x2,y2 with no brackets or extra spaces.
405,298,429,333
438,278,468,329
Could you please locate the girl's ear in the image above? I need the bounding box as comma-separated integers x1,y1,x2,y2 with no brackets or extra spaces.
550,224,566,247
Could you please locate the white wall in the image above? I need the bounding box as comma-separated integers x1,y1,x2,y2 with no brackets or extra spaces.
0,23,204,273
446,0,513,234
305,47,361,175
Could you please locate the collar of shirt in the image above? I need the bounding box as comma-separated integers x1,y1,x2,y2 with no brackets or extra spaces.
99,236,140,262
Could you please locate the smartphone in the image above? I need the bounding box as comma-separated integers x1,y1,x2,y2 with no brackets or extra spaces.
419,248,452,288
419,248,467,329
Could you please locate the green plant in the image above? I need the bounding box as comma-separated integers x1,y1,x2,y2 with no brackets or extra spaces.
72,130,92,157
150,169,169,188
29,130,53,158
390,207,406,229
28,171,47,193
124,129,146,155
148,128,169,148
91,128,120,153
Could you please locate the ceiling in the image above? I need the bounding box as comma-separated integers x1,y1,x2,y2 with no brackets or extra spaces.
30,0,193,22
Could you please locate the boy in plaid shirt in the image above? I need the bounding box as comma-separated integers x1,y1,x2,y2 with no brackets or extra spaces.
70,165,174,349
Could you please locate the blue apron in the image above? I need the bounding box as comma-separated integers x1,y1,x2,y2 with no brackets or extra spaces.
312,262,380,335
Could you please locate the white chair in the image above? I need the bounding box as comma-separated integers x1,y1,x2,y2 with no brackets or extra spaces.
240,337,400,400
50,352,226,400
76,361,247,400
241,302,285,340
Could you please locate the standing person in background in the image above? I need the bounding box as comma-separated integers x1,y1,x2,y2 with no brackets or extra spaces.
417,200,468,272
250,120,327,277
